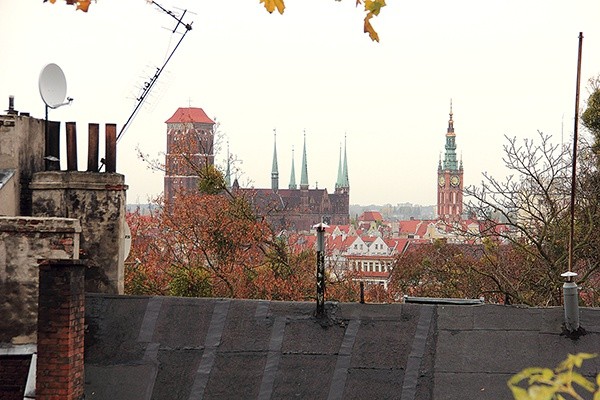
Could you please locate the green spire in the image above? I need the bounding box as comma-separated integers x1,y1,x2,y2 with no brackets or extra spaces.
342,134,349,188
300,131,309,190
443,99,459,171
335,143,343,189
271,129,279,191
289,146,297,189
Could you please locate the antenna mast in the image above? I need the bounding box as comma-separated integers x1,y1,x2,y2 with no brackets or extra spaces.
116,1,193,144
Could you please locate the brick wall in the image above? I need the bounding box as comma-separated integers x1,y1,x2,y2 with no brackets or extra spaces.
36,260,86,400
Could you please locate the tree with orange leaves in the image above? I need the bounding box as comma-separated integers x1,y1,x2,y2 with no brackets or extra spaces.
126,173,360,301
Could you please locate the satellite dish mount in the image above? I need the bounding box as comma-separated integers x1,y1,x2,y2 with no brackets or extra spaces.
38,63,73,169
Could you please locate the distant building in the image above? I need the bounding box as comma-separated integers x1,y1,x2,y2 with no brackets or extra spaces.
231,132,350,232
164,107,215,203
437,101,464,222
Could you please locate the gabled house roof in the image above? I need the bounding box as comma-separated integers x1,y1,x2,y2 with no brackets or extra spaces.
358,210,383,222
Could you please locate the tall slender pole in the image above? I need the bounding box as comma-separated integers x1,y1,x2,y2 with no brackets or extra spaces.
314,222,328,317
562,32,583,333
568,32,583,274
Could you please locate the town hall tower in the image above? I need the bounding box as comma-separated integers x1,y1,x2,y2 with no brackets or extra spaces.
437,101,464,222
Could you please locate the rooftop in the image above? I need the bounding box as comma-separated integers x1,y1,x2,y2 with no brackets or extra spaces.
84,295,600,399
165,107,215,124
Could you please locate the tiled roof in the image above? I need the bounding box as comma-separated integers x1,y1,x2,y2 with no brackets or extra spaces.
165,107,215,124
358,210,383,222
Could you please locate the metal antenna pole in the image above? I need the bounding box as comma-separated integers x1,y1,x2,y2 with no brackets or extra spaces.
562,32,584,334
314,222,328,317
568,32,583,274
115,1,193,144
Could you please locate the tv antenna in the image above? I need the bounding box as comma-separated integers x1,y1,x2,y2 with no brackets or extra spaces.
116,1,194,144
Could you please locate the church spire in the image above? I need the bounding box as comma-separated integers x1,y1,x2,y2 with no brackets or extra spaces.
342,134,349,189
225,141,231,189
443,100,458,171
300,131,309,190
271,129,279,191
335,143,343,189
289,146,297,189
447,99,455,134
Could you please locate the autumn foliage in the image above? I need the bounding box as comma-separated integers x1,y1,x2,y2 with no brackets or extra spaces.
46,0,386,42
126,188,359,301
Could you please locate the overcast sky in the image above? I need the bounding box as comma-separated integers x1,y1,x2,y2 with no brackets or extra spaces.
1,0,599,206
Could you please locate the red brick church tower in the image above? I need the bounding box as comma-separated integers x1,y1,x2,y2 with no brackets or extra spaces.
437,101,463,222
164,107,215,203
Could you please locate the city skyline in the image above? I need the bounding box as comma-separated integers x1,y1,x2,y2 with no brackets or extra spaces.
1,1,600,205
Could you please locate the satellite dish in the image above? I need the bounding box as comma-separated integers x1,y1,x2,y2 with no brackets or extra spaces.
39,63,67,109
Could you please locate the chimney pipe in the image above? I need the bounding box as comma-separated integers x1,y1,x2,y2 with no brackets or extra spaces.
6,95,18,115
66,122,78,171
87,123,99,172
105,123,117,173
561,271,580,332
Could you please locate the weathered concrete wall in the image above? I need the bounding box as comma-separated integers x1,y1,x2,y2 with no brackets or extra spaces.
30,171,128,295
0,216,81,345
0,114,45,216
0,170,18,216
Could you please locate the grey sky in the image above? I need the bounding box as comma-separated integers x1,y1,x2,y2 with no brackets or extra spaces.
1,0,599,206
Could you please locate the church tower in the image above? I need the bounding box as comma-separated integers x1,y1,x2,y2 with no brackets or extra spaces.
334,135,350,195
437,101,464,222
164,107,215,204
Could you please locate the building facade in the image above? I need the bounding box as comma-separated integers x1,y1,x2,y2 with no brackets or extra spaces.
437,102,464,222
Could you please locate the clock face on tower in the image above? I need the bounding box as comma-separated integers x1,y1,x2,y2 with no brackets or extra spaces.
450,175,460,187
438,176,445,187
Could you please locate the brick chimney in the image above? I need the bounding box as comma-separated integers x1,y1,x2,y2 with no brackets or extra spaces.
36,260,86,400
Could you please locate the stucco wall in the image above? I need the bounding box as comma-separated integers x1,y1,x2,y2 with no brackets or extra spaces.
0,216,81,344
30,171,127,294
0,114,45,216
0,170,18,216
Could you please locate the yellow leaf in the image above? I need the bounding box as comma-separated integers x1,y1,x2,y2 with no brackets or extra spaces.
260,0,285,14
364,0,386,16
363,13,379,42
570,372,596,392
508,386,532,400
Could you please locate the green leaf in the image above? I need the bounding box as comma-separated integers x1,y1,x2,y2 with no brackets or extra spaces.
364,0,386,16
